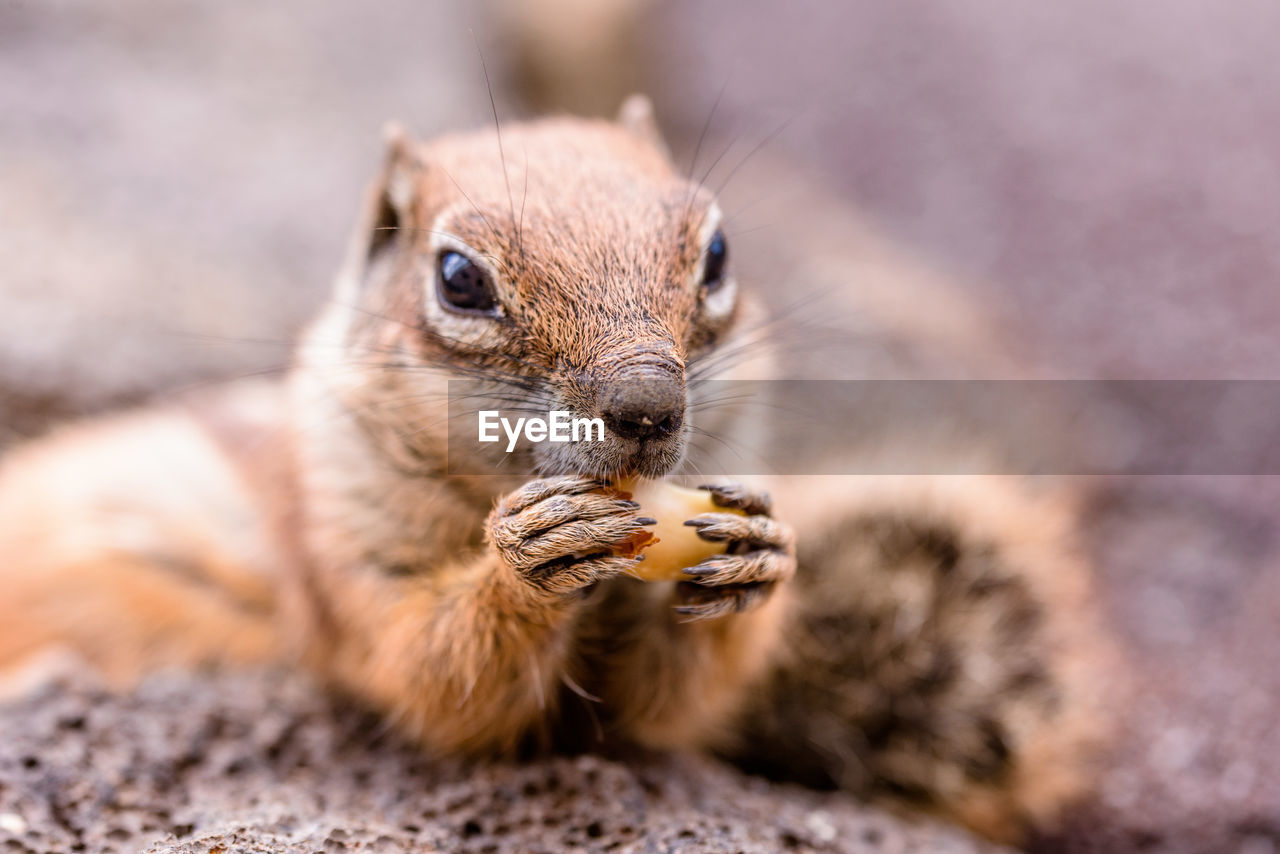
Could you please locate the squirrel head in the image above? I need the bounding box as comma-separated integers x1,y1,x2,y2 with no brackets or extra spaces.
311,96,760,480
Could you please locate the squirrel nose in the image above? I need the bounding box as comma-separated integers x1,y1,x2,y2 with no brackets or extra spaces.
598,367,685,443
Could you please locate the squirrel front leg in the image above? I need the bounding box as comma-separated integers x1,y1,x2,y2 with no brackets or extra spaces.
312,476,649,757
568,483,796,752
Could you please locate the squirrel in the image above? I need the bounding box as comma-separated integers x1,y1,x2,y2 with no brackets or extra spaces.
0,96,1108,844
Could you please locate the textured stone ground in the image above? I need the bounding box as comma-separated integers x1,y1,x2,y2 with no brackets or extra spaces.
0,669,999,854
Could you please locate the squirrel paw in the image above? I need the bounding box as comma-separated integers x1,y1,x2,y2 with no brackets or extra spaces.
673,483,795,621
698,482,774,516
489,476,651,597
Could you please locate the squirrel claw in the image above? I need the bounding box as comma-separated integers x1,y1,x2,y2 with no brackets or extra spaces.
673,581,773,621
697,483,773,516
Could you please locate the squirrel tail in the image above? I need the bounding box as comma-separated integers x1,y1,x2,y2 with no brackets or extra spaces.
726,475,1116,844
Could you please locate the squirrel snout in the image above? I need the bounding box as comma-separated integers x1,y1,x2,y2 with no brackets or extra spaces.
597,366,686,444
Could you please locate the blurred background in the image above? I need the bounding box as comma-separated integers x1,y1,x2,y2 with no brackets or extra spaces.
3,1,1279,850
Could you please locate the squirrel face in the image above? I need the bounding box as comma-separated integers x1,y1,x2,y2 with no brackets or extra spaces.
325,103,746,480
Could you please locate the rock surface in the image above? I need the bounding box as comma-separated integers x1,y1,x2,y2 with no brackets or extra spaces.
0,668,1000,854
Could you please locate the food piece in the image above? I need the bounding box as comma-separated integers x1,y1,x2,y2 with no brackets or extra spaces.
611,478,746,582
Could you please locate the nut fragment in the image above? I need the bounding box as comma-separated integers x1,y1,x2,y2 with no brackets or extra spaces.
610,478,746,582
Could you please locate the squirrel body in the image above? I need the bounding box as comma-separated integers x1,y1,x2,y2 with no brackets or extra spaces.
0,101,1107,843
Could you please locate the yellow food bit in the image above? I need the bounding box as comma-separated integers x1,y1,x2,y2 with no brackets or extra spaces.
612,478,746,582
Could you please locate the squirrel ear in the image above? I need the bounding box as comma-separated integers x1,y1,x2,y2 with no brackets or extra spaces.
336,122,425,300
378,121,422,220
617,94,670,159
367,122,424,259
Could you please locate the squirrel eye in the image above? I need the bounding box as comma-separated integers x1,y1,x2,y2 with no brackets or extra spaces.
437,250,497,314
701,229,728,290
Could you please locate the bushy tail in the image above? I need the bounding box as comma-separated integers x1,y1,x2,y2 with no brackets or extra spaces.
726,476,1115,844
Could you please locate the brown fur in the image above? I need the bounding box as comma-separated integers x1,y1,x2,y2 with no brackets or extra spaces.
0,103,1108,844
730,476,1113,842
0,395,282,683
